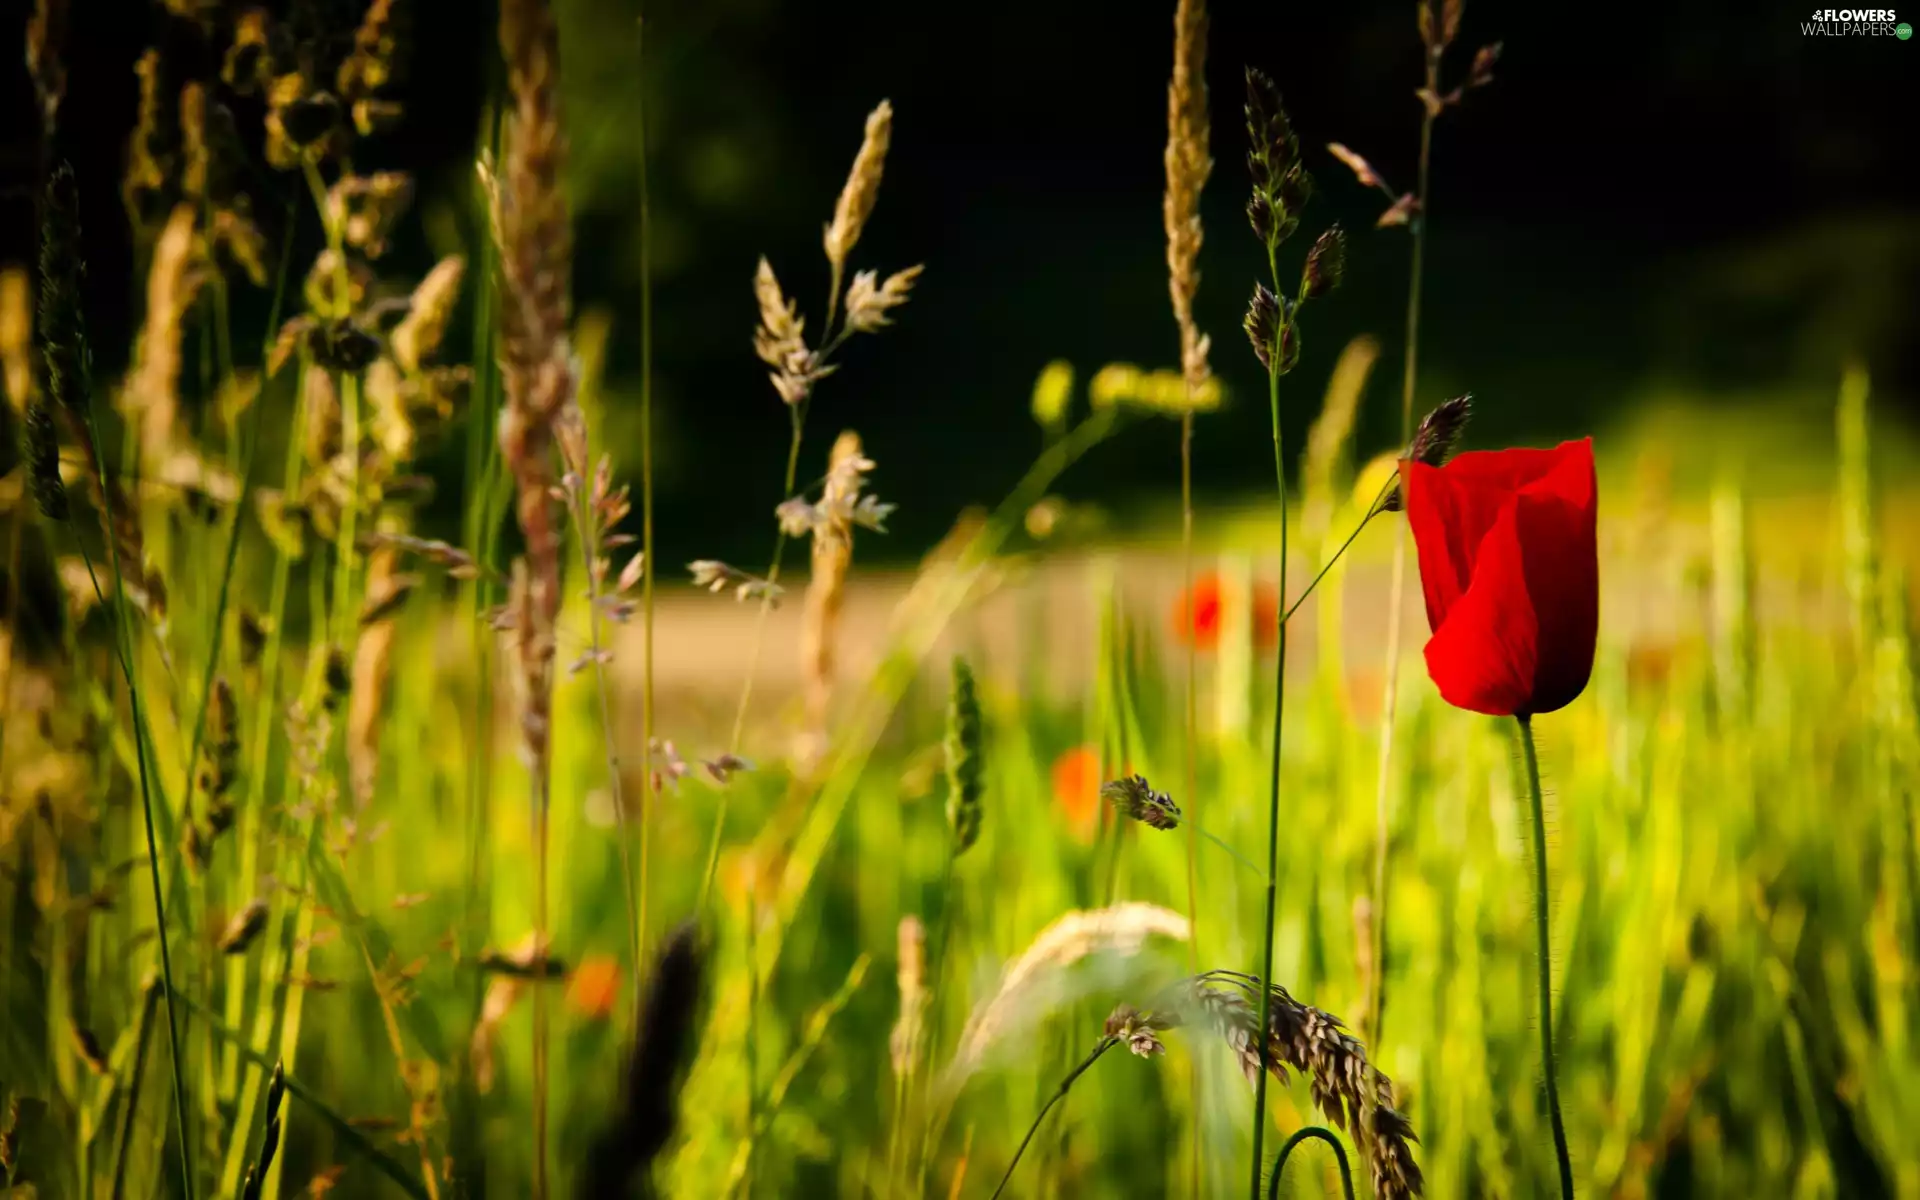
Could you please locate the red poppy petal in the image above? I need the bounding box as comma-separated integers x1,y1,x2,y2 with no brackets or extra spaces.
1513,443,1597,712
1405,460,1523,629
1438,444,1568,491
1422,495,1539,716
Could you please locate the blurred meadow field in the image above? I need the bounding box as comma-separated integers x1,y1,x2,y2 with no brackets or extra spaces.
4,0,1920,1198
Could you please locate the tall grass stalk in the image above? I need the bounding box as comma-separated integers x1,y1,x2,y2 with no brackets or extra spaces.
1367,8,1443,1051
78,399,195,1198
1249,236,1292,1192
637,13,659,965
1516,714,1574,1199
1163,0,1213,1167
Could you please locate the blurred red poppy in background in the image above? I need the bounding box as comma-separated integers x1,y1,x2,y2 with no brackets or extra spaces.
1172,572,1280,651
1051,745,1102,841
1403,438,1598,717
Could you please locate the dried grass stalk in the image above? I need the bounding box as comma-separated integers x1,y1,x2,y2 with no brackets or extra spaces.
1163,0,1213,395
489,0,576,776
799,430,864,756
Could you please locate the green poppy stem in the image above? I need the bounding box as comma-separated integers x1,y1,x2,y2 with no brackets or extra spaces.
1516,713,1574,1199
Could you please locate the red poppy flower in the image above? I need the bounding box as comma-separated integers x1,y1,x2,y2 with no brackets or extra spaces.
1172,573,1280,651
1403,438,1597,717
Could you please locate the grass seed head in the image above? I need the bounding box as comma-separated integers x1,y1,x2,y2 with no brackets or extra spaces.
890,914,927,1079
944,656,985,856
37,163,90,420
1102,774,1182,830
220,899,270,954
824,100,894,274
1164,0,1214,396
1379,394,1473,514
1302,225,1347,299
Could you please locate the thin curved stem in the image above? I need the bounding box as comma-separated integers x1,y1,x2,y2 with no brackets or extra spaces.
1267,1126,1354,1200
1282,506,1382,626
1517,714,1574,1199
988,1037,1115,1200
702,404,806,915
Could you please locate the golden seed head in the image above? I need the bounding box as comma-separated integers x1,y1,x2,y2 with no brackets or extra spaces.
823,99,894,273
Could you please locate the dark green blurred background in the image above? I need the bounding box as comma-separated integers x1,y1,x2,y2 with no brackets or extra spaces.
4,0,1916,567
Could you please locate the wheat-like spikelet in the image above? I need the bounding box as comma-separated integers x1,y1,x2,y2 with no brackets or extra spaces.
944,902,1189,1089
1157,971,1422,1199
890,914,928,1081
824,100,894,279
1163,0,1213,395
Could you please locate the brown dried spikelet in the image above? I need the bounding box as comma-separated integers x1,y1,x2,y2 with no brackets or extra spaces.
200,676,240,804
220,899,270,954
1163,0,1213,397
1165,972,1423,1199
1102,774,1181,830
823,100,893,276
1377,394,1472,514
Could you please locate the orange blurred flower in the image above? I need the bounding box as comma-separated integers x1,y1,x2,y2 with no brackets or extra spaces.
1172,572,1279,651
1051,745,1102,842
567,955,621,1021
